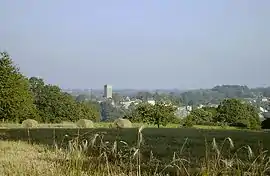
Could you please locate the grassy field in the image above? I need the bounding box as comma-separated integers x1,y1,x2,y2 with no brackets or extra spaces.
1,124,270,175
0,121,240,130
0,122,175,129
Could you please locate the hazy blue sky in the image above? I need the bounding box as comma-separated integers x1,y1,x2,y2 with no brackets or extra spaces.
1,0,270,89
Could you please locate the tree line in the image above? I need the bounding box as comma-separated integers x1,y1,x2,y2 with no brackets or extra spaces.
0,52,100,123
121,98,261,129
183,98,261,129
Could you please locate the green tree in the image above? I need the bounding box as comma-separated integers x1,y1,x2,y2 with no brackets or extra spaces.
152,101,177,128
245,103,261,129
215,98,260,129
132,102,153,123
33,83,77,123
202,107,218,117
133,101,177,128
186,108,213,125
0,52,38,122
29,77,100,123
76,101,100,122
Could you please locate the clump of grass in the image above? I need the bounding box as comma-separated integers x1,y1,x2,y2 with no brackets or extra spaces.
22,119,38,128
199,137,270,176
113,118,132,128
76,119,94,128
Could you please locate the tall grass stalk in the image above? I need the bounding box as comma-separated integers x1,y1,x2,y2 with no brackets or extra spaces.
136,125,144,176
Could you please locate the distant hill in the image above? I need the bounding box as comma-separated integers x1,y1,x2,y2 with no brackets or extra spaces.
179,85,270,106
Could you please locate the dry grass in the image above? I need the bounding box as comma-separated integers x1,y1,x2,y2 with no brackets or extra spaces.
0,140,65,176
0,139,134,176
1,126,270,176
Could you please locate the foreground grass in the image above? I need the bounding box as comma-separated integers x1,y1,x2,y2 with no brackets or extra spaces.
0,140,65,176
0,127,268,163
0,140,137,176
1,126,270,175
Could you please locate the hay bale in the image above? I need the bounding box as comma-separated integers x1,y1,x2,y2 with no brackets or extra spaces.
22,119,38,128
113,118,132,128
76,119,94,128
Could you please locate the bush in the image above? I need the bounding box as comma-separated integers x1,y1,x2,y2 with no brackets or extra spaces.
187,108,214,125
182,116,194,127
171,117,182,124
113,118,132,128
76,119,94,128
22,119,38,128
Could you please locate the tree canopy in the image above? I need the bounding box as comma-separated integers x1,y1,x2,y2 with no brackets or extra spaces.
183,98,261,129
130,101,178,128
214,98,260,129
0,52,38,122
29,77,100,123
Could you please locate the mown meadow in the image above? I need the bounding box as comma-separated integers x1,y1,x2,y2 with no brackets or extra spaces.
1,123,270,175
